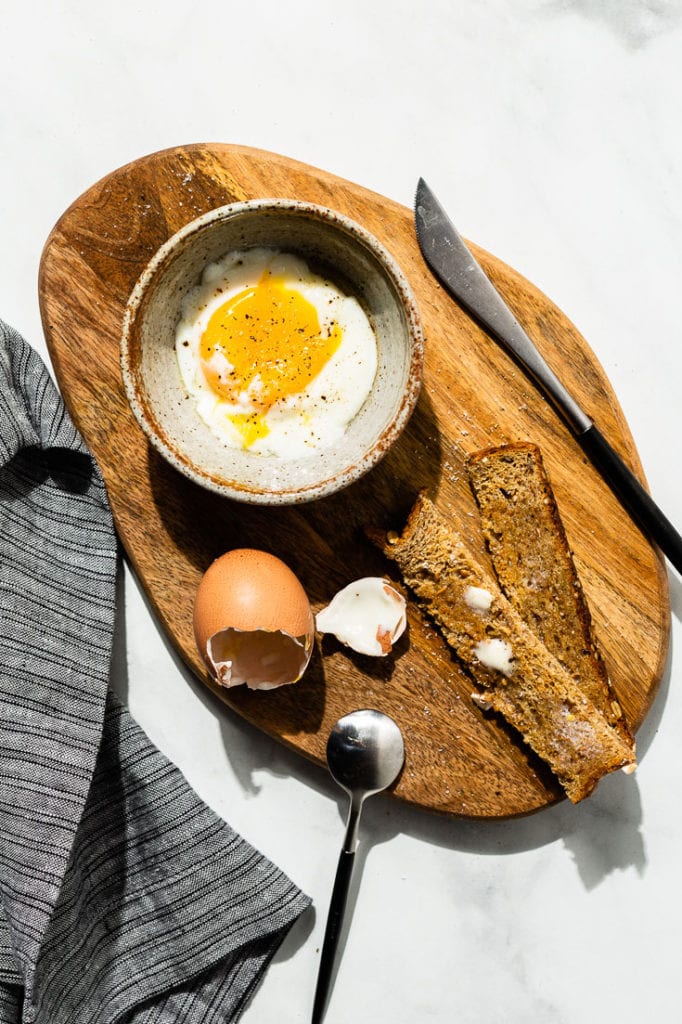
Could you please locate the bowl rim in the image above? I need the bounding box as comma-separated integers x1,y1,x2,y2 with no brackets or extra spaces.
120,197,424,505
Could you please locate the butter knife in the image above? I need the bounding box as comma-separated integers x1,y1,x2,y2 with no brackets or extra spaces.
415,177,682,575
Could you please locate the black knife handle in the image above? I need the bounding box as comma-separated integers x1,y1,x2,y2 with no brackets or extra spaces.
311,848,356,1024
578,425,682,575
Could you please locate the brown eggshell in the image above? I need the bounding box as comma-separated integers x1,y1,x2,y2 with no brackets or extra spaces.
193,548,314,665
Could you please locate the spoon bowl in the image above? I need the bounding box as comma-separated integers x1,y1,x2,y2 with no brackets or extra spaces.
327,708,405,796
326,709,405,851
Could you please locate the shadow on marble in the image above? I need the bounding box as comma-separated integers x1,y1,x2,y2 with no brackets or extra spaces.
668,567,682,626
109,557,130,705
336,766,647,894
270,902,316,966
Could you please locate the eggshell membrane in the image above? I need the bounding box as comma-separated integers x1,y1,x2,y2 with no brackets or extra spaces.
193,548,314,669
315,577,407,656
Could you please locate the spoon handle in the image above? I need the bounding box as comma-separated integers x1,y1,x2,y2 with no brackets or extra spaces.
311,847,356,1024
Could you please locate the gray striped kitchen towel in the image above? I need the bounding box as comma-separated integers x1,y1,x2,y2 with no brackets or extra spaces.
0,320,311,1023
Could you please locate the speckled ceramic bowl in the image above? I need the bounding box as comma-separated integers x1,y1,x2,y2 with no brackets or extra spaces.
120,199,423,505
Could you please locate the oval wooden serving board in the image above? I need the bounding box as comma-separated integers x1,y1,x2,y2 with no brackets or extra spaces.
39,143,670,819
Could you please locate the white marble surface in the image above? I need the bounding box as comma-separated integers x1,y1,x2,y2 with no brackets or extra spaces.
3,2,682,1021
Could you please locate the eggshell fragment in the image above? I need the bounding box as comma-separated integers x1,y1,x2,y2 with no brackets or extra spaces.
193,548,314,690
316,577,407,657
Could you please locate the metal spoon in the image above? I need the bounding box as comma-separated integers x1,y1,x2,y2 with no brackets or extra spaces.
311,709,405,1024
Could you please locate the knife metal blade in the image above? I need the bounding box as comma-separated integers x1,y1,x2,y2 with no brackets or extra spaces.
415,177,682,575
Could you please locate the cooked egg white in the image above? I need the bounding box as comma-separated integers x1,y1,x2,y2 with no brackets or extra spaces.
175,248,378,458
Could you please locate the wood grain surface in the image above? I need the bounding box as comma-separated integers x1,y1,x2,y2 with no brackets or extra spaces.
38,143,670,818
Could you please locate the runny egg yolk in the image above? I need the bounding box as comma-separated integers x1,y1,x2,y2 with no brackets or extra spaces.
199,272,343,445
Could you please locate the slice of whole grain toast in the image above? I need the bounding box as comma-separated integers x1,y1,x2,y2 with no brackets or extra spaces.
467,442,633,749
369,492,636,802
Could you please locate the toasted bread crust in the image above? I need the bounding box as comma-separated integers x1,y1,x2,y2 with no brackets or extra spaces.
371,492,636,802
467,442,633,747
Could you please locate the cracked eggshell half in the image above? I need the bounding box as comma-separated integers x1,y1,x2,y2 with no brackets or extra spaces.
316,577,407,656
193,548,314,690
